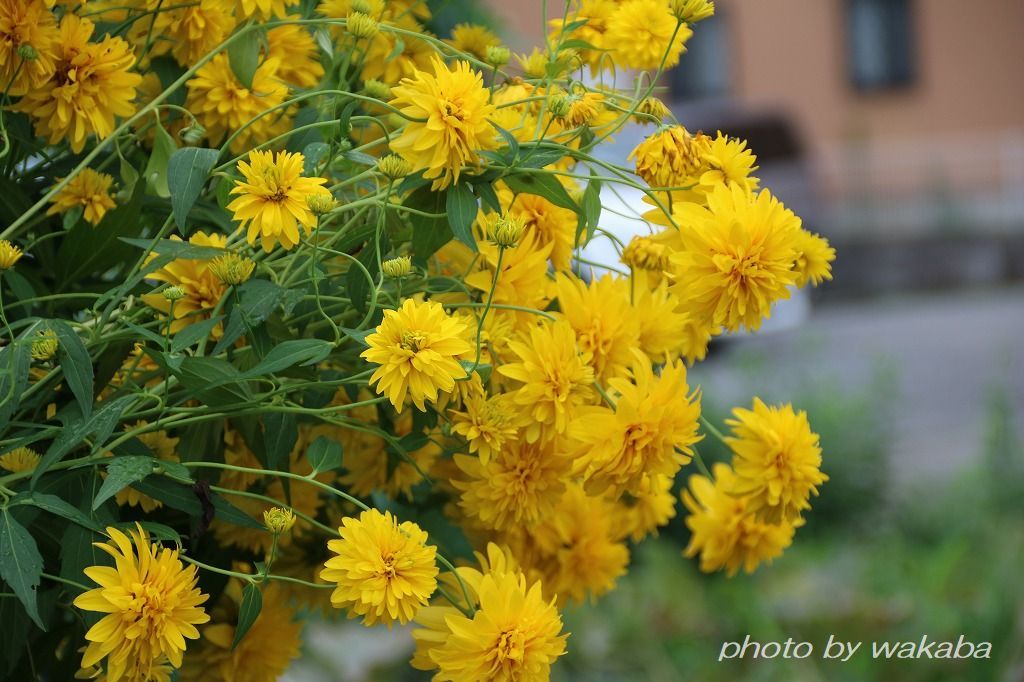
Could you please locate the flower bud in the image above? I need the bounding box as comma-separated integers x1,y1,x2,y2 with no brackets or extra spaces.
634,97,670,123
485,45,510,67
490,215,526,248
208,253,256,286
363,78,390,100
180,122,206,146
669,0,715,23
346,11,379,39
31,331,58,361
0,240,23,270
621,235,669,272
349,0,372,12
376,153,412,180
162,285,185,302
263,507,296,535
307,193,337,216
16,44,38,61
548,93,571,120
382,256,412,278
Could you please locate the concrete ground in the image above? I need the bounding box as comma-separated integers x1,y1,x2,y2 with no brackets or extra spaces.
690,285,1024,485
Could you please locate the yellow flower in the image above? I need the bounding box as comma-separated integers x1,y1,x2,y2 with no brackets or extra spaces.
338,413,440,501
464,229,554,320
618,473,677,542
389,56,496,190
547,0,618,73
321,509,439,627
235,0,298,20
265,23,325,89
629,125,707,189
0,446,41,473
726,398,828,523
15,15,141,153
359,14,434,85
113,422,179,513
181,582,302,682
700,132,760,192
670,0,715,23
227,149,329,253
630,271,693,362
448,387,522,464
554,273,639,383
185,55,291,154
219,426,263,490
74,524,210,680
564,91,604,128
361,298,473,411
516,48,548,79
448,23,500,61
142,232,227,334
634,96,670,123
421,569,567,681
0,0,59,96
499,185,579,271
571,353,701,495
153,0,236,67
683,463,796,576
263,507,296,534
0,239,24,270
532,484,629,604
669,184,802,332
605,0,692,71
46,168,116,226
452,435,571,531
497,320,595,443
793,229,836,287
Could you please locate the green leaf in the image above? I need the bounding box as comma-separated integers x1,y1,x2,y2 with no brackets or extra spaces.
11,492,103,532
168,147,221,230
118,150,140,197
446,183,479,251
121,237,226,260
178,357,253,407
56,180,146,283
239,339,333,378
580,176,602,246
130,478,201,515
31,397,131,486
263,412,297,472
503,171,579,212
231,583,263,650
212,279,287,355
49,320,94,418
302,142,329,175
227,27,260,90
306,436,342,473
0,339,31,429
0,509,45,630
491,123,520,162
211,494,265,529
170,316,222,352
407,185,453,262
93,457,156,510
144,119,177,198
60,524,104,596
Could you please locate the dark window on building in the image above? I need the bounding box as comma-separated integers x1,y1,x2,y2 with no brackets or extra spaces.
846,0,915,90
669,12,731,101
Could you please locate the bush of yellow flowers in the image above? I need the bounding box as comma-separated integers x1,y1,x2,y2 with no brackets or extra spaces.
0,0,835,678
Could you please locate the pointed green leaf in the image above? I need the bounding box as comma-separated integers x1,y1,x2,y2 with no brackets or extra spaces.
503,171,579,212
446,182,479,251
168,147,221,230
306,436,343,474
144,120,177,198
239,339,333,378
231,583,263,649
227,27,260,90
93,457,156,510
50,320,94,418
0,509,45,630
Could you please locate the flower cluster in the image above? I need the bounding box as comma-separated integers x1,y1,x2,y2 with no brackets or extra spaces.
0,0,835,680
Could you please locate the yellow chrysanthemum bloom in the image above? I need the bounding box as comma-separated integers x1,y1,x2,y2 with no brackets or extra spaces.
726,398,828,523
448,23,500,61
361,298,473,411
114,422,179,512
422,569,567,681
180,582,302,682
564,91,604,128
321,509,439,627
15,15,141,153
532,484,629,604
46,168,116,226
464,229,555,321
266,22,325,89
235,0,298,20
630,270,693,361
683,463,796,576
448,388,522,464
618,473,677,542
498,185,579,272
142,231,227,334
389,56,496,190
605,0,692,71
699,132,760,192
670,183,802,332
629,125,707,189
185,55,292,154
227,150,330,253
498,320,595,443
152,0,236,67
548,0,618,73
555,273,640,383
0,0,59,95
0,446,41,472
793,229,836,287
0,239,24,269
571,353,701,495
74,525,210,680
453,435,571,531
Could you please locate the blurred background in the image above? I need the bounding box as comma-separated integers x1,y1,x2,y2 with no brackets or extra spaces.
289,1,1024,679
